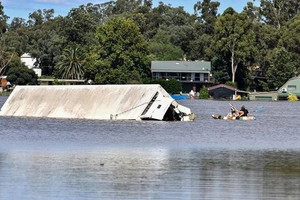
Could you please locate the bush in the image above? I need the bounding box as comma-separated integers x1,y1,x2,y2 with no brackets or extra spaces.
6,66,38,85
152,78,182,94
225,81,237,88
199,86,209,99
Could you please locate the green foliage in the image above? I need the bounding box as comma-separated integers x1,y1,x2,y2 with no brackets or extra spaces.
225,81,237,88
6,62,38,86
266,47,295,90
0,2,8,34
199,86,209,99
55,47,85,79
259,0,300,29
1,0,300,92
194,0,220,34
149,29,183,60
214,11,256,83
85,17,150,84
152,78,182,94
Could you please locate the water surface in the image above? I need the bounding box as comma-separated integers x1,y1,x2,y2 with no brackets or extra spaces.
0,97,299,199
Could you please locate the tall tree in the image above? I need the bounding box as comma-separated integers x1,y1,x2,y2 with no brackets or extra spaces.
194,0,220,34
214,9,256,83
266,47,295,90
0,2,8,34
279,14,300,74
85,17,150,84
259,0,300,29
148,29,183,60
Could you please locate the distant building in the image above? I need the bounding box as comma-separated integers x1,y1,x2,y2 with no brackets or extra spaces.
151,61,213,92
278,75,300,100
21,53,42,77
248,75,300,101
208,84,248,100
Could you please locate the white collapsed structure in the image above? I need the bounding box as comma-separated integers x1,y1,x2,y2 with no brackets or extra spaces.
0,85,195,121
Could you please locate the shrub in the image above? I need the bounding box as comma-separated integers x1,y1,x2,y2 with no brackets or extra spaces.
225,81,237,88
199,86,209,99
152,78,182,94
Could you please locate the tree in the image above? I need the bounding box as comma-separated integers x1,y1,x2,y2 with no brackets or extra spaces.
10,17,27,31
148,29,183,60
64,6,96,45
214,10,256,83
0,38,15,75
85,17,150,84
56,47,85,79
6,56,38,85
194,0,220,34
279,14,300,74
265,47,295,90
259,0,300,29
0,2,8,35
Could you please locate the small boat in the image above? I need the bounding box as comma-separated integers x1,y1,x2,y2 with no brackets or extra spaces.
212,114,256,120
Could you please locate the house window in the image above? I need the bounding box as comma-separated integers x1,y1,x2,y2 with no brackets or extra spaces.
153,72,161,79
287,85,296,91
181,73,187,81
167,72,179,79
195,73,200,81
204,73,209,82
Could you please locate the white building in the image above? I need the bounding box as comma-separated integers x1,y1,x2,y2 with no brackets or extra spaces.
20,53,42,77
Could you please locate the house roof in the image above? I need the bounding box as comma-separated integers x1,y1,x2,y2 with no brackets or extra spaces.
208,84,248,94
208,84,236,91
151,61,211,73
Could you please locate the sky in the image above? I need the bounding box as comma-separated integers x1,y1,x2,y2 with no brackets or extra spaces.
1,0,259,22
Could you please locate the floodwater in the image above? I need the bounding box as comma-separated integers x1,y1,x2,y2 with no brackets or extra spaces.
0,97,299,200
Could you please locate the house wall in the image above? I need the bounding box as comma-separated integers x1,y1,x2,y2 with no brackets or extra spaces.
278,77,300,100
21,54,36,69
151,61,213,93
209,87,235,99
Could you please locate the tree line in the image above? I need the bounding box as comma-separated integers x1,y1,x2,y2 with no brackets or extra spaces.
0,0,300,92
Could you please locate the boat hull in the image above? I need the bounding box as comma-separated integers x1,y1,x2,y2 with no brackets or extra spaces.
212,114,256,120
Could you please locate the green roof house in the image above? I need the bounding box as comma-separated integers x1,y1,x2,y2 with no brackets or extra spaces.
278,75,300,100
151,61,213,92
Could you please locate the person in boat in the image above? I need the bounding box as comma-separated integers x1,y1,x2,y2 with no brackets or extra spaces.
230,104,239,117
229,104,248,118
239,105,249,117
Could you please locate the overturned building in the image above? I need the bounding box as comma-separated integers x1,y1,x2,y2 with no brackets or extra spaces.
0,85,195,121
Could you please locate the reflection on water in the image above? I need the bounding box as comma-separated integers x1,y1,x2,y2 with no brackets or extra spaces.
0,149,299,200
0,97,300,199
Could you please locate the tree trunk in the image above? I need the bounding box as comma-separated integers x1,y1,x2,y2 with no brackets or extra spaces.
231,51,237,83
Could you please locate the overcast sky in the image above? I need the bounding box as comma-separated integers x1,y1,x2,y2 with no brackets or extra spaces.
2,0,259,21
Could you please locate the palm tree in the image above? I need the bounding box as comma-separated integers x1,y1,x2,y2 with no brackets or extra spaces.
56,47,84,79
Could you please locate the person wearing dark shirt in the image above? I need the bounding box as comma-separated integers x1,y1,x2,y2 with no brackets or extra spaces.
239,105,248,116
